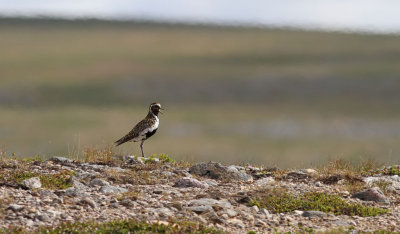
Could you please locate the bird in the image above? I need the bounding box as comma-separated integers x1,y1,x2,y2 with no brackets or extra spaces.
115,102,164,157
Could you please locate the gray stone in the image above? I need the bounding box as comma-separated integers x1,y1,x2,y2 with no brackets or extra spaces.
47,156,73,164
189,161,253,181
260,208,270,216
99,185,128,194
40,190,58,198
80,197,97,208
226,209,238,217
255,177,275,186
155,208,174,217
188,198,231,209
62,187,89,197
187,205,213,214
302,210,328,218
173,177,209,189
204,179,218,187
21,177,41,189
120,199,135,208
122,155,145,165
89,178,110,187
36,213,50,222
227,218,245,228
352,187,390,204
8,204,23,212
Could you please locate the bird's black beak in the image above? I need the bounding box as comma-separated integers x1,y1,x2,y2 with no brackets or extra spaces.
159,108,165,114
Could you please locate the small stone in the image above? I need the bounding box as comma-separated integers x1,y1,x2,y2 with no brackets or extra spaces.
226,209,237,217
315,181,323,187
302,210,328,218
89,178,110,187
120,199,135,208
99,185,128,194
187,205,213,214
48,156,73,164
188,198,231,209
294,210,304,215
80,197,97,208
173,177,209,189
301,168,317,175
156,208,174,217
255,220,267,227
255,177,275,186
36,213,50,222
227,218,245,228
8,204,23,212
21,177,41,189
352,187,390,204
260,208,270,216
251,205,259,213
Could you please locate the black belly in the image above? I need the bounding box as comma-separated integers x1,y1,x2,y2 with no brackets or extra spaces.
145,128,158,139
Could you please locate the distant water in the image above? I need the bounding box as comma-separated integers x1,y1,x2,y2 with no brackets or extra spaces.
1,0,400,34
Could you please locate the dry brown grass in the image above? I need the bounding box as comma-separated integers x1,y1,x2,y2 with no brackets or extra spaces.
82,145,116,164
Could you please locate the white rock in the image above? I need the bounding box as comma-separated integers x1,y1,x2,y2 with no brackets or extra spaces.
21,177,41,189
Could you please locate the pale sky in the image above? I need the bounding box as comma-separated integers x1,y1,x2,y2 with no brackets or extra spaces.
1,0,400,33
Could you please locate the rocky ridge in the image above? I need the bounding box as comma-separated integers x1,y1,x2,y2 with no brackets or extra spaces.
0,156,399,233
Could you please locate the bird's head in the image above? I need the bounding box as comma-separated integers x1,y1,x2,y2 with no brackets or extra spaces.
149,102,164,116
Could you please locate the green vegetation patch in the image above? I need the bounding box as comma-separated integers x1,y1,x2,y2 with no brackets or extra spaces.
0,169,75,190
380,165,400,176
30,219,223,234
250,191,388,217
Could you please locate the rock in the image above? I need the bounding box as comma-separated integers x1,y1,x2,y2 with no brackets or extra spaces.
67,176,87,189
300,168,317,175
302,210,328,218
204,179,218,187
286,171,310,181
61,187,89,197
352,187,390,204
21,177,41,189
8,204,23,212
80,197,97,208
227,218,245,229
99,185,128,194
173,177,209,189
260,208,270,216
47,156,73,164
315,181,323,187
36,213,50,222
155,208,174,218
189,161,253,181
187,205,213,214
226,209,238,217
122,155,145,164
255,177,275,186
294,210,304,215
188,198,231,209
120,199,135,208
40,190,58,198
89,178,110,187
251,205,259,213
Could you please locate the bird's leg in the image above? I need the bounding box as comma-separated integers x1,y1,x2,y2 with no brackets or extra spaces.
140,141,145,157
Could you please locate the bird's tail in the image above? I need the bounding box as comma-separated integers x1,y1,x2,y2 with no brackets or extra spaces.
114,137,126,146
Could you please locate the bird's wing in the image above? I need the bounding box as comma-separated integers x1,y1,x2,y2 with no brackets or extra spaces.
115,119,149,146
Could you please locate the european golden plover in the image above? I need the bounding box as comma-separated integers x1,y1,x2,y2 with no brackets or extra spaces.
115,102,163,157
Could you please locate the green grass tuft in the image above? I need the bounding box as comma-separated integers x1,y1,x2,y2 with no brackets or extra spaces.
250,191,389,217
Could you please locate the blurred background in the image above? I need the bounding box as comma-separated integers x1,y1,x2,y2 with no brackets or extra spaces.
0,0,400,167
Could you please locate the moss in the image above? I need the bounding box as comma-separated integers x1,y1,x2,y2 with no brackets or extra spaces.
250,191,388,217
158,153,176,163
30,219,223,234
0,169,75,190
380,165,400,176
